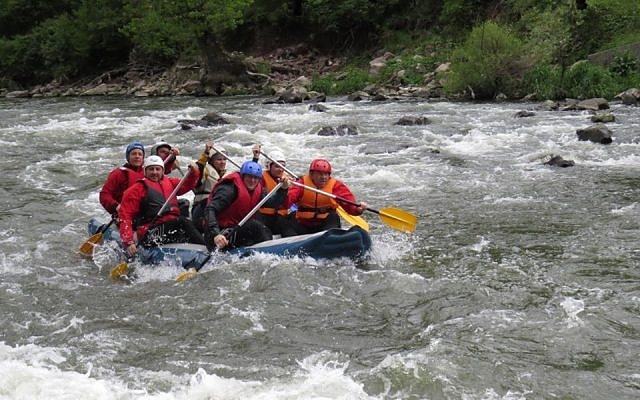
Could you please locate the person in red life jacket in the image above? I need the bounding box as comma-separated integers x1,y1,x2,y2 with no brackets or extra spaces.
151,141,180,175
118,155,204,257
192,142,231,233
204,161,290,251
287,158,367,234
254,149,297,237
99,141,145,215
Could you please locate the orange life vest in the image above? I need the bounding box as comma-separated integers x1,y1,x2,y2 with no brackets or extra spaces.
259,172,288,216
295,175,338,222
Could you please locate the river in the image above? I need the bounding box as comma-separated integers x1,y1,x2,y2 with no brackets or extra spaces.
1,96,639,399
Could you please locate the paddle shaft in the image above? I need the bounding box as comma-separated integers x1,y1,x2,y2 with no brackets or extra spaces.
151,167,191,224
211,145,241,169
237,181,284,228
262,151,368,210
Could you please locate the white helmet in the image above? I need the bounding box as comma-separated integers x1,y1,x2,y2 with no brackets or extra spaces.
208,145,226,158
151,141,171,155
144,155,165,170
267,150,286,167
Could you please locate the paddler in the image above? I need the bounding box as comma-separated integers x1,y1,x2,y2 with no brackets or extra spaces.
251,145,297,237
287,158,367,234
204,160,290,250
191,142,231,232
150,140,180,175
99,141,145,216
118,155,204,257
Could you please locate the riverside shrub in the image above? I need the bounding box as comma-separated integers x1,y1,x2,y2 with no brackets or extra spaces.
444,22,525,99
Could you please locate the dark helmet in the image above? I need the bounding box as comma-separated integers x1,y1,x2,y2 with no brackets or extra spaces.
125,141,145,162
309,158,331,174
240,161,263,178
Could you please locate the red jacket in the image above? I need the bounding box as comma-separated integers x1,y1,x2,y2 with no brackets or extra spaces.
99,164,144,214
215,172,264,228
118,170,199,246
287,175,362,223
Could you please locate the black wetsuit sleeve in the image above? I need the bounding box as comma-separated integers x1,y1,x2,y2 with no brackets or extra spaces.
204,182,237,239
262,185,286,208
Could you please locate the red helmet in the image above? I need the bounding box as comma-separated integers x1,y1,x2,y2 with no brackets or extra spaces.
309,158,331,173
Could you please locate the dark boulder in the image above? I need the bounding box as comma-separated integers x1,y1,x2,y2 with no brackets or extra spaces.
395,116,431,126
178,111,230,129
576,124,613,144
544,155,575,168
514,110,536,118
309,103,328,112
317,124,359,136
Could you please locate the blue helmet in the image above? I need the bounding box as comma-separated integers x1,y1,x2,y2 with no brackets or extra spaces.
125,141,145,162
240,161,262,178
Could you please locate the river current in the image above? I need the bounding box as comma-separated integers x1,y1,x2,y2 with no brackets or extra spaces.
0,96,639,399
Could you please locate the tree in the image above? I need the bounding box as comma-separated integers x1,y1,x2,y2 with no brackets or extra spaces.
125,0,254,91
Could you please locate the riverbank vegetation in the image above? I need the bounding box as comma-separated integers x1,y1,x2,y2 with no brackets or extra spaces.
1,0,638,100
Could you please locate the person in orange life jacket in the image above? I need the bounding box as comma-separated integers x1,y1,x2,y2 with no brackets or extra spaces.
118,156,204,257
151,141,180,175
250,146,297,237
192,142,230,233
287,158,367,235
204,161,290,251
99,141,145,216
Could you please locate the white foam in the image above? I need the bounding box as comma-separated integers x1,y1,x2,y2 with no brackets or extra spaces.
560,297,585,328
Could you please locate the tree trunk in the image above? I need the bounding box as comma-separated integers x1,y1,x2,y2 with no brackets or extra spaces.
199,31,248,94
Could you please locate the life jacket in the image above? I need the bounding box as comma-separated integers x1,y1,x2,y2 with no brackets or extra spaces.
215,172,263,229
259,172,288,216
134,178,179,227
193,164,224,203
295,175,338,223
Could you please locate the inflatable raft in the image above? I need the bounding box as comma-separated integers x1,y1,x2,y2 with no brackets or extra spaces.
88,218,371,270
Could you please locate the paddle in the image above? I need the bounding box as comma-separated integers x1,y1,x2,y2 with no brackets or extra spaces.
79,218,116,257
286,180,417,234
259,151,371,232
110,168,193,280
175,180,285,282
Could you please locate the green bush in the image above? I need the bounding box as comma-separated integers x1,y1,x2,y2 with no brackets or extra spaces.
611,53,639,77
524,61,636,100
311,67,370,95
523,63,563,100
444,21,526,99
564,61,620,99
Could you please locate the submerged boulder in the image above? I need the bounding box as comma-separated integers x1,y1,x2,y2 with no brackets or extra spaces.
544,155,575,168
178,111,230,130
576,123,613,144
317,124,359,136
395,116,431,126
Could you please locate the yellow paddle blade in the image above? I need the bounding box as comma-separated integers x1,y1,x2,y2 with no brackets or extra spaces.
337,206,370,231
79,233,103,257
110,262,129,280
175,268,198,282
378,207,417,233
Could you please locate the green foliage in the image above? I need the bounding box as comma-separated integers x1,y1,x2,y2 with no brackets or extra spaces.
523,63,563,100
124,0,254,63
444,22,526,99
0,0,75,37
523,61,636,100
311,67,369,95
564,61,621,98
34,14,91,79
611,53,639,77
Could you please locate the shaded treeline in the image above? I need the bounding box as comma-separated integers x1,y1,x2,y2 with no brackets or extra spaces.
1,0,638,99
